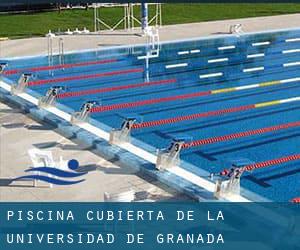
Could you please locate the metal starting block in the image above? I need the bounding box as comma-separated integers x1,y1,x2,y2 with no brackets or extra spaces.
38,86,64,108
214,158,254,199
156,135,192,170
71,101,99,124
0,62,8,74
11,73,32,95
109,114,142,145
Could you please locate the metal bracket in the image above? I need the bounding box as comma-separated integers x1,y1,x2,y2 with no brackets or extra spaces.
156,139,185,170
109,117,137,145
11,73,32,95
71,101,99,124
38,86,64,108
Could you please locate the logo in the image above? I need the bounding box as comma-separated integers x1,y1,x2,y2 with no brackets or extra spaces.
13,159,87,185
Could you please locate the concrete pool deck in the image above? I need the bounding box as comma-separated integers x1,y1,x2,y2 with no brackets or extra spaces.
0,14,299,201
0,13,299,58
0,101,191,201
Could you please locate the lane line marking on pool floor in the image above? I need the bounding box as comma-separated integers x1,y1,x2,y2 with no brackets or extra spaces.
137,54,159,60
165,63,188,69
252,41,270,46
282,49,300,54
177,49,201,55
177,51,190,55
285,38,300,43
208,58,228,63
243,67,264,73
190,49,201,54
283,61,300,67
199,72,223,78
218,45,235,50
247,53,265,58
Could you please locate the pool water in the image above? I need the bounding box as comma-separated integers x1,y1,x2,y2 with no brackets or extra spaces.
2,28,300,201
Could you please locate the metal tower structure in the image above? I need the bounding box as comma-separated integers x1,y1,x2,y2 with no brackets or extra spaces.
93,3,162,32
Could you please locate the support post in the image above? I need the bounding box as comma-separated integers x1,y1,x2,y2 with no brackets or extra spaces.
58,38,65,68
141,3,148,33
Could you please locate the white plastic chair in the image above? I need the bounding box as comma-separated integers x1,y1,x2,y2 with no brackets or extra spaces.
104,190,135,202
229,24,243,35
28,148,56,188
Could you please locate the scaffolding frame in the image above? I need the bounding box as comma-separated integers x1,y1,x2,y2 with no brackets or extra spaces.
93,3,162,32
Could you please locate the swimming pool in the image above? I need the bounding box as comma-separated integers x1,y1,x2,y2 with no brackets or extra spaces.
1,28,300,202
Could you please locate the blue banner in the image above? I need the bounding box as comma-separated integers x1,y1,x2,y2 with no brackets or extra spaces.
0,202,299,249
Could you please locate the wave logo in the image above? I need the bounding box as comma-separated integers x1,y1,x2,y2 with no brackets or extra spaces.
13,159,87,185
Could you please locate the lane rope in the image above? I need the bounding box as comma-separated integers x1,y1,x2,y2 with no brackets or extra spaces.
131,96,300,129
3,59,118,75
57,78,177,98
182,121,300,148
242,154,300,172
28,68,143,86
291,197,300,203
90,77,300,113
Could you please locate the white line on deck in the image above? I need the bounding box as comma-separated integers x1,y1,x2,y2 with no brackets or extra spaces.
208,58,228,63
166,63,188,69
282,49,300,54
283,61,300,67
218,45,235,50
285,38,300,43
243,67,264,73
252,41,270,46
247,53,265,58
199,72,223,78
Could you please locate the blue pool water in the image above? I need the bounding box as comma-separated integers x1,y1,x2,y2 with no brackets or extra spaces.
2,28,300,201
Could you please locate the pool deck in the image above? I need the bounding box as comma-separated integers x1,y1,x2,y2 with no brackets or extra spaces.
0,101,191,201
0,14,299,202
1,13,299,58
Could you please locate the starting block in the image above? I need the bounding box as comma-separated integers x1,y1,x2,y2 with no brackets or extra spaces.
0,62,7,74
38,86,65,108
11,73,32,95
71,101,99,124
156,135,192,170
109,114,143,145
214,158,254,199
